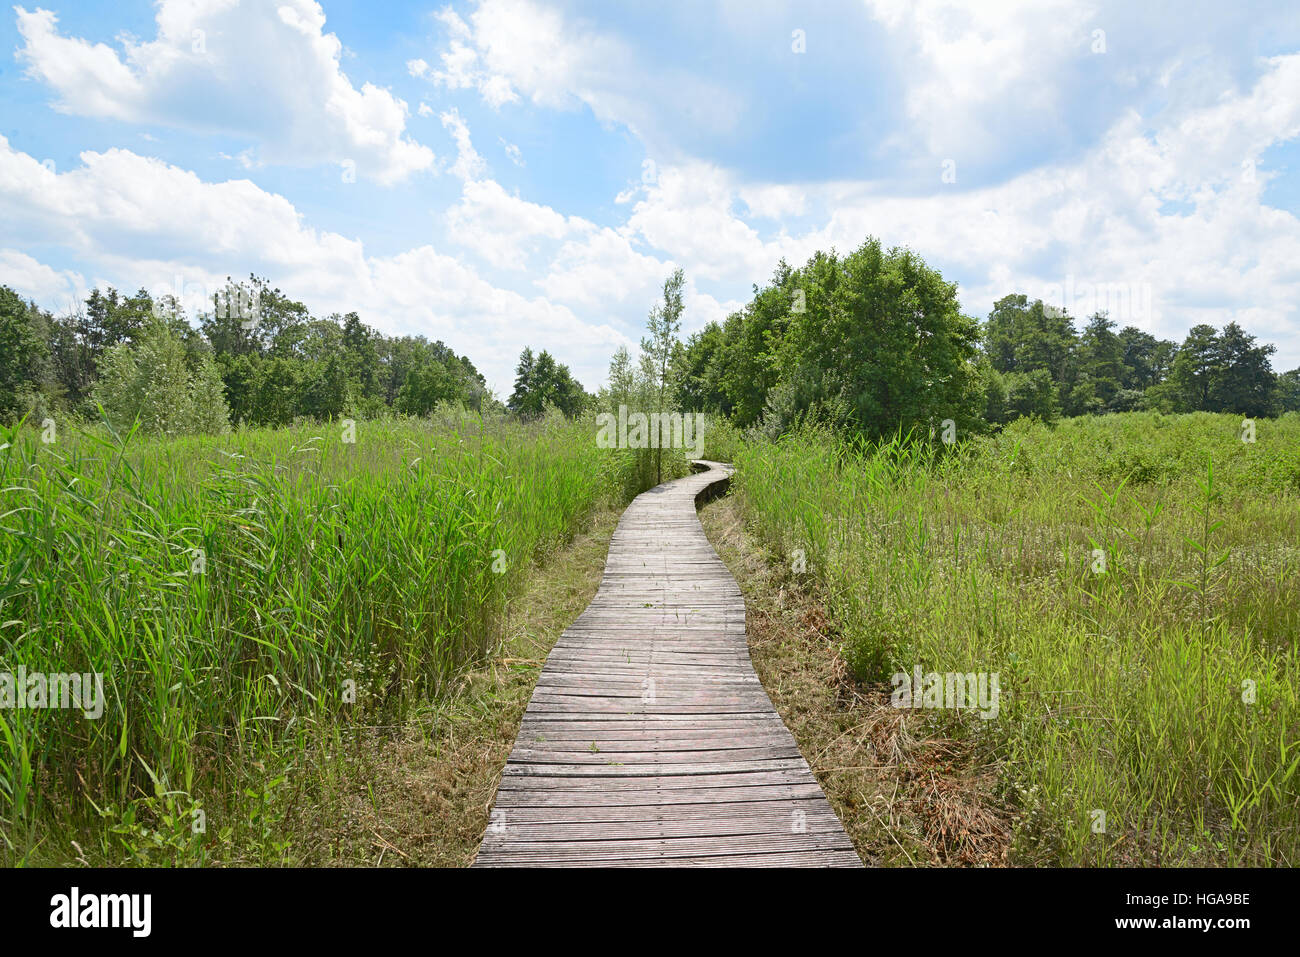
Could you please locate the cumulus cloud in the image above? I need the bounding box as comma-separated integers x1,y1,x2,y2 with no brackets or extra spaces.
423,4,520,108
439,108,486,180
566,51,1300,365
14,1,434,183
446,178,590,270
415,0,743,146
0,135,628,390
625,162,812,284
0,248,87,315
537,227,672,311
863,0,1099,160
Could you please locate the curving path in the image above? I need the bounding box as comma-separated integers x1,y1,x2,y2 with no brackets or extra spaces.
473,461,860,867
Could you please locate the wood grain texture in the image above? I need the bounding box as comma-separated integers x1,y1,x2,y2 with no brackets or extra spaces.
473,461,860,867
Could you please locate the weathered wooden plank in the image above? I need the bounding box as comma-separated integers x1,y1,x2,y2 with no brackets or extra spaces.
516,733,800,748
480,815,850,843
482,799,844,824
478,858,863,868
518,713,783,726
506,746,805,765
476,833,858,864
495,768,823,791
473,461,860,868
491,783,831,808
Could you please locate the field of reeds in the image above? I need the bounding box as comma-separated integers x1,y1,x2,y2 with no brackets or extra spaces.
0,409,646,864
728,412,1300,866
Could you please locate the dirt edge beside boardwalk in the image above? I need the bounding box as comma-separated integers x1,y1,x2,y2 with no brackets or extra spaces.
698,494,1014,867
286,507,621,867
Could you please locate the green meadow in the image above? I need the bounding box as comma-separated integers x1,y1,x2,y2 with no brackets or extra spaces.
723,411,1300,865
0,411,693,864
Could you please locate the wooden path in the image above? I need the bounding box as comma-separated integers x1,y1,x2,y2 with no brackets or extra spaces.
474,461,860,867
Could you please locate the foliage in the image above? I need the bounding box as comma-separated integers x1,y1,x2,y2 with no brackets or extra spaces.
0,285,54,422
641,267,686,483
669,241,985,440
0,277,498,430
92,315,228,436
506,347,588,419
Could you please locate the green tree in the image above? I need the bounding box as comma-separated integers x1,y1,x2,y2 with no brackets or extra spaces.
83,287,153,352
48,310,96,412
1276,368,1300,413
718,261,797,427
1117,326,1171,391
253,356,301,427
675,321,730,414
508,347,539,418
508,347,587,419
984,296,1080,413
0,286,54,423
188,351,232,434
1166,324,1221,411
217,353,260,426
984,296,1078,377
1003,369,1062,423
341,312,381,411
641,268,685,482
1210,321,1276,416
1076,313,1125,412
774,240,981,439
396,359,457,416
93,316,194,435
297,353,349,421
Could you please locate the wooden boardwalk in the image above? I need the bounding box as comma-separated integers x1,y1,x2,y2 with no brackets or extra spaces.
474,461,860,867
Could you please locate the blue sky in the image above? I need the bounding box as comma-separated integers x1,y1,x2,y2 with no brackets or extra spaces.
2,0,1299,394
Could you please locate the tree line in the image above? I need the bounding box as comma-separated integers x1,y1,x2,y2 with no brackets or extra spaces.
0,277,493,433
671,239,1299,439
4,239,1297,438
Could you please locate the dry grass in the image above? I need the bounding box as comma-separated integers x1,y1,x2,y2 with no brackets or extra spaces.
275,506,621,866
699,494,1014,867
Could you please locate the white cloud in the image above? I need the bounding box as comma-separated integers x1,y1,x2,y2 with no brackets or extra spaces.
439,108,487,181
625,162,813,284
863,0,1098,160
418,0,743,146
738,184,808,220
7,4,1300,392
0,135,628,390
0,249,87,315
684,288,746,336
446,178,590,270
574,51,1300,365
424,4,519,108
537,227,671,311
803,54,1300,358
14,1,434,184
500,139,524,167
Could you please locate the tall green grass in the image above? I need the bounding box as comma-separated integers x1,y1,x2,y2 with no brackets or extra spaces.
0,408,616,863
731,411,1300,866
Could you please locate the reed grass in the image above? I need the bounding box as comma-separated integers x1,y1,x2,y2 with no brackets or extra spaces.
0,408,614,863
